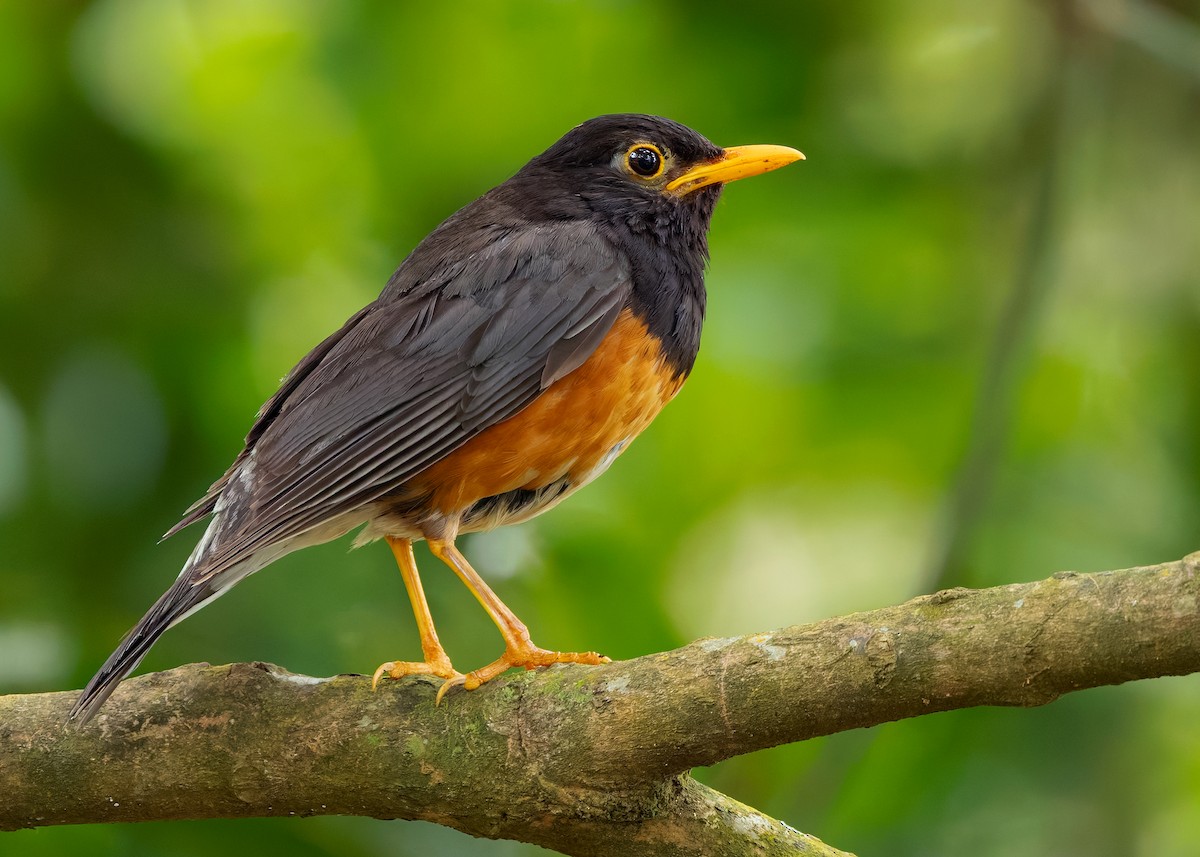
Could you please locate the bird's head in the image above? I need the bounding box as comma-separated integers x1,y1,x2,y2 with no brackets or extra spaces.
508,114,803,240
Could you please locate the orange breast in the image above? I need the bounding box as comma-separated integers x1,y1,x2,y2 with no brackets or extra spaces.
408,307,684,519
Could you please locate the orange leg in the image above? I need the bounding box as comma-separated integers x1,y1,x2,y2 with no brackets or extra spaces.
427,537,609,704
371,536,463,690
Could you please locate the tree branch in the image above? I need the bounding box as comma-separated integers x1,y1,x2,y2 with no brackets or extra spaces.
3,553,1198,855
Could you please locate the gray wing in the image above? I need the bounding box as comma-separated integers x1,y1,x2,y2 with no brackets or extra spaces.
179,220,630,581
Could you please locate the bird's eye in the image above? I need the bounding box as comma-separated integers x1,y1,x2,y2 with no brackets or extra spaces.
626,144,665,179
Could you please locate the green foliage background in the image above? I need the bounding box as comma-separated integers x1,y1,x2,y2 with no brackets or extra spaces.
1,1,1198,855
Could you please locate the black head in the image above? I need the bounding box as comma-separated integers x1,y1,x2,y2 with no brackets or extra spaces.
504,114,801,243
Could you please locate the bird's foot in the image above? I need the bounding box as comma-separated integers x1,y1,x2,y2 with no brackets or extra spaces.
371,655,462,690
435,643,610,704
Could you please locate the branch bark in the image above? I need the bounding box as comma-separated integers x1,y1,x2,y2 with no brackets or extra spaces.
3,553,1198,856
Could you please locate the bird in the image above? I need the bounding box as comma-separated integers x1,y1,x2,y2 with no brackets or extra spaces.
69,114,803,724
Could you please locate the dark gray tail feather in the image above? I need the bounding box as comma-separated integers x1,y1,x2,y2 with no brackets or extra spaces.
68,574,214,726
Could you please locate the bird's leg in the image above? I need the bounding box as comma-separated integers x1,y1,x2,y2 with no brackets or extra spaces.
427,537,609,703
371,536,463,689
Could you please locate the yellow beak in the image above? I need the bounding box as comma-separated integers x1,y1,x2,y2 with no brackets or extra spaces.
666,144,805,196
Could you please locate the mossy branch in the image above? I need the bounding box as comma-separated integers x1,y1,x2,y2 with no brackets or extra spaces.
2,553,1198,856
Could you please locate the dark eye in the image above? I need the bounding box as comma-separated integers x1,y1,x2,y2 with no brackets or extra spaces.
626,144,664,179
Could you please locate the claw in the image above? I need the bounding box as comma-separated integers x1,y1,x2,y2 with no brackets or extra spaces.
371,661,396,691
435,674,466,705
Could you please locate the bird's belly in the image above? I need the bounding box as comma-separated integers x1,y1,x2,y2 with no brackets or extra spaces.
453,435,630,533
401,309,685,533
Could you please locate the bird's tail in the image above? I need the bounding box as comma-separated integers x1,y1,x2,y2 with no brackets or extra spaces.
68,568,217,727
